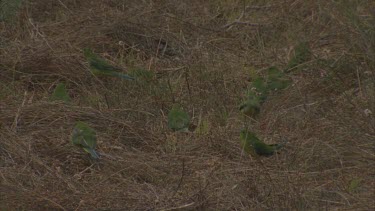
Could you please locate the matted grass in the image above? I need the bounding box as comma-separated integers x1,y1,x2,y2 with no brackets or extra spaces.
1,0,374,210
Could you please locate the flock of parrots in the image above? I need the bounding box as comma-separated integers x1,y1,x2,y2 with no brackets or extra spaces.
65,48,287,160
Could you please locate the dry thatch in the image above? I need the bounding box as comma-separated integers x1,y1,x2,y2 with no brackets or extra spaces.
1,0,374,210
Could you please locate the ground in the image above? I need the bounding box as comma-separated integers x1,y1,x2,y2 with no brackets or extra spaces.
0,0,374,210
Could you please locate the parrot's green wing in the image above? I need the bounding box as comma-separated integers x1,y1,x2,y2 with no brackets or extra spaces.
252,141,278,156
266,67,291,91
83,48,135,80
72,121,99,159
252,77,268,102
240,130,258,155
168,104,190,132
240,129,283,156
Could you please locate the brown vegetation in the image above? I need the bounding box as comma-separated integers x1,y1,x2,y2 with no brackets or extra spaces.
1,0,374,210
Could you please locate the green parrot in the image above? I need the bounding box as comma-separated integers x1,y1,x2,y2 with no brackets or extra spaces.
72,121,99,159
239,91,261,118
168,104,190,132
240,129,283,156
83,48,135,80
50,82,71,103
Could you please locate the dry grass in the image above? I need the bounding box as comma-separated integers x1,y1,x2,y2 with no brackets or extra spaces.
1,0,374,210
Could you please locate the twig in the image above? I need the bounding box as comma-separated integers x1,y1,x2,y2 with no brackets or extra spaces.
184,71,192,102
160,202,195,211
223,21,265,29
223,2,274,29
74,164,95,179
57,0,73,14
28,18,53,50
356,67,362,98
167,75,176,103
37,195,67,211
245,4,279,11
171,159,185,198
11,91,28,131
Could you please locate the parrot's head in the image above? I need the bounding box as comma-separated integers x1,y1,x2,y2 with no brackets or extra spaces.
72,122,88,137
240,129,248,140
71,127,83,144
240,129,257,141
72,127,82,136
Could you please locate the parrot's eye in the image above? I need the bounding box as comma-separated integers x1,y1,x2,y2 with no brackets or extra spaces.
73,128,82,134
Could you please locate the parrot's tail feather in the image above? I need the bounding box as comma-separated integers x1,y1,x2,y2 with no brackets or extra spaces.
85,148,100,159
114,72,135,80
269,143,283,150
280,137,289,145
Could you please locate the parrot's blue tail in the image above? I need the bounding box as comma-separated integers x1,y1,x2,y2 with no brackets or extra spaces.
113,72,135,80
89,149,100,159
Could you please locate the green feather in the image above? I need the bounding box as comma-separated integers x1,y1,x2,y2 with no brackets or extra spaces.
72,121,99,159
240,129,283,156
50,82,70,103
266,67,291,91
83,48,135,80
168,104,190,132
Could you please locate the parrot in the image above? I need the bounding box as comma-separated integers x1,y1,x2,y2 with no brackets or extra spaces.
239,91,261,118
240,129,284,156
50,82,71,103
83,48,135,80
168,104,190,132
71,121,99,159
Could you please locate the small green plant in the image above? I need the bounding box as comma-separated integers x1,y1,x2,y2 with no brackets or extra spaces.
286,42,311,71
348,177,362,192
168,104,190,132
217,107,230,126
196,118,210,135
50,82,71,103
